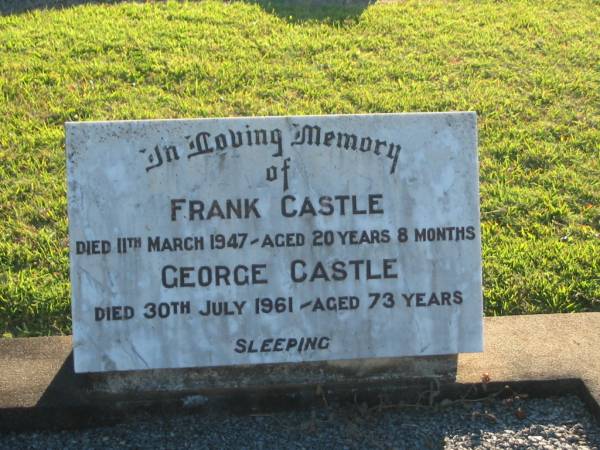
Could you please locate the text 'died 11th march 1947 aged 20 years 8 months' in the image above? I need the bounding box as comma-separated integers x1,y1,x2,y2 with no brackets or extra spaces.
66,113,483,373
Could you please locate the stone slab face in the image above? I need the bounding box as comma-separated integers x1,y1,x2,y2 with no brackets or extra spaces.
66,113,483,373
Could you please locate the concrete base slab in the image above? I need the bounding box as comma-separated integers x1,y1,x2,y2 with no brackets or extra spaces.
1,313,598,430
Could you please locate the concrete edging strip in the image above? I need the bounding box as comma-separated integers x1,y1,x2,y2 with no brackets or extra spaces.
1,313,598,430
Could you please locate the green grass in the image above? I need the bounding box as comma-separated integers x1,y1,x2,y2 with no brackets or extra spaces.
0,0,598,337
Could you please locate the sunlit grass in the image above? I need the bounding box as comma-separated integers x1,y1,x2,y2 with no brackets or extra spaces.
0,0,598,336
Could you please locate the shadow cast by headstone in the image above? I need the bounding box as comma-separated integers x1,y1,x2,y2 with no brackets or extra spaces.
29,351,104,430
17,353,599,434
24,352,459,430
1,0,373,22
0,0,129,15
36,351,87,408
27,350,150,431
240,0,374,24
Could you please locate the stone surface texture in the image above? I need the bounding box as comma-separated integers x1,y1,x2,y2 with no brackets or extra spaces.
66,113,482,373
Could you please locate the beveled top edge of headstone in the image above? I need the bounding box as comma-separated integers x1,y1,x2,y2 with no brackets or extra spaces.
64,111,477,128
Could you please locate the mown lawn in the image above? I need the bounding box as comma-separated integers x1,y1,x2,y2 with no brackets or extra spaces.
0,0,598,337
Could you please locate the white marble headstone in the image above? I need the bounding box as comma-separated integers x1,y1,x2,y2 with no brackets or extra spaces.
66,113,483,373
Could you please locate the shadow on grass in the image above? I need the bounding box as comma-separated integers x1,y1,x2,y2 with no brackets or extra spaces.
1,0,373,23
242,0,373,23
0,0,127,15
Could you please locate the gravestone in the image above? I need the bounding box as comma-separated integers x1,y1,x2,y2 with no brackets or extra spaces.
66,113,483,373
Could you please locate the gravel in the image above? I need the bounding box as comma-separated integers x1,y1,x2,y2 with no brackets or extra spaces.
1,395,599,449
